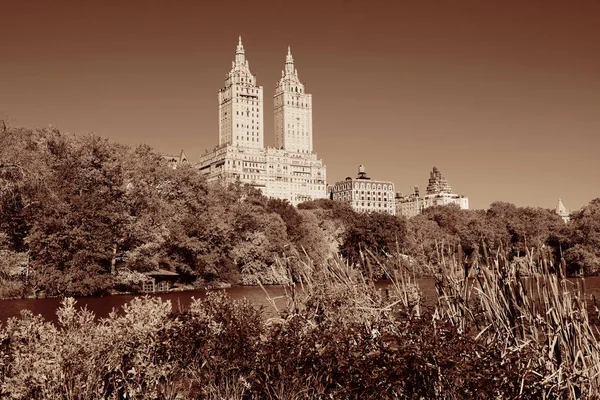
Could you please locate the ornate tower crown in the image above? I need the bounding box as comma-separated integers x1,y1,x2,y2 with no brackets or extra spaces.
276,46,304,93
426,167,453,195
225,36,255,87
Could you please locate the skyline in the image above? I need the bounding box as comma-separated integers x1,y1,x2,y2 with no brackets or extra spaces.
1,1,599,210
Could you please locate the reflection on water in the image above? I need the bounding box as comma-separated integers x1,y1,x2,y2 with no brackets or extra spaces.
2,277,600,325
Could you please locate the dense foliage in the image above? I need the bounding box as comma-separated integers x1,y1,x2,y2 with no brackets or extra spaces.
305,198,595,277
0,126,330,297
404,202,572,272
4,251,597,399
0,272,544,399
1,125,599,298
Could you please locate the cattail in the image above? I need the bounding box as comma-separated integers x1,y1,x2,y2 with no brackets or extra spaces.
482,239,490,268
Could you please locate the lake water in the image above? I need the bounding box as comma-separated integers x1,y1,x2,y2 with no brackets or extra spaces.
0,279,437,324
2,277,600,325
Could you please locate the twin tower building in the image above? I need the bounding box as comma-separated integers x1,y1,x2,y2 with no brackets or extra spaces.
196,37,469,216
197,37,327,205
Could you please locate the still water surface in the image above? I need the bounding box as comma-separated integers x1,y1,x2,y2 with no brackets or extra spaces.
2,277,600,324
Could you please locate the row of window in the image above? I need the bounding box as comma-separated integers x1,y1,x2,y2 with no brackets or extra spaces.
235,76,254,84
336,183,393,191
226,159,320,172
237,173,322,185
237,87,258,94
338,194,390,202
287,100,308,107
343,201,394,210
335,189,395,199
236,136,259,142
236,111,258,117
243,161,264,168
236,123,258,130
234,98,258,104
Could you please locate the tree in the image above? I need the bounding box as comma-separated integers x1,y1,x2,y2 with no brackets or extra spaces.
564,198,600,275
341,212,407,274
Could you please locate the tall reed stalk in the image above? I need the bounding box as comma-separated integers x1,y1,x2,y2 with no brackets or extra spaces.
435,242,600,398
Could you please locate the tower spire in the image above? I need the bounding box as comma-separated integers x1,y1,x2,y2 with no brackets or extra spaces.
234,35,245,66
236,35,244,54
284,45,294,75
555,198,570,223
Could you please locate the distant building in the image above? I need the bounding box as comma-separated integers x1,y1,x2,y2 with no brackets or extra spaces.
331,165,396,215
161,150,189,169
426,166,453,194
396,167,468,217
197,37,327,206
555,198,570,223
395,186,425,218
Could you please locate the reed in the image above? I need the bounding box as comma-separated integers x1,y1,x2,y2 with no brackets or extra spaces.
434,242,600,398
3,243,598,398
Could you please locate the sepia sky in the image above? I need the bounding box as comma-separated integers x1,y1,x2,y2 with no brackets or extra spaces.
1,0,599,211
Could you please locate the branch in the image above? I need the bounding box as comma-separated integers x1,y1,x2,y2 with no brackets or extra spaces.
0,163,60,201
0,163,26,177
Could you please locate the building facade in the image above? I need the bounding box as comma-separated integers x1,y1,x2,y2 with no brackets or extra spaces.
331,165,396,215
197,38,326,206
394,186,424,218
218,37,264,149
274,47,313,154
396,167,468,217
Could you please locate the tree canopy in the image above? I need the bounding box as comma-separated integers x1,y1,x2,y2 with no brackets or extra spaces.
1,125,598,298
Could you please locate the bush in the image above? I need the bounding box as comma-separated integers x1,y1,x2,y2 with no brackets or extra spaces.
1,254,594,399
155,291,263,397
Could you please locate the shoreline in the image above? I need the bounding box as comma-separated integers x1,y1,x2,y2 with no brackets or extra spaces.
1,272,590,301
0,281,236,301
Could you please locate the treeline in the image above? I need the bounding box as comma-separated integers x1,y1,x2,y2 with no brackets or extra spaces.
0,126,599,297
302,197,598,278
0,126,341,298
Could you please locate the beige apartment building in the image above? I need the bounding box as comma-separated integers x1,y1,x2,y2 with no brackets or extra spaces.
197,37,326,206
331,165,396,215
396,167,468,217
